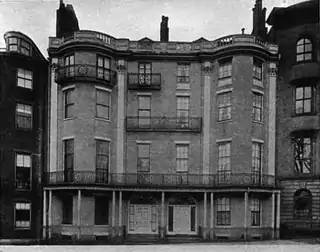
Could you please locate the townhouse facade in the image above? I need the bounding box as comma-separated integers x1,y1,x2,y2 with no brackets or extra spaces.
0,31,48,242
43,0,281,243
267,0,320,237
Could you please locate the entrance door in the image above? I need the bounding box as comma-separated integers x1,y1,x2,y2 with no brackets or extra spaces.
168,205,196,235
128,204,154,234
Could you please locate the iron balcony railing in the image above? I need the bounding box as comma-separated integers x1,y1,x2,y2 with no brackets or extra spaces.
55,64,117,87
44,171,278,188
127,73,161,90
126,116,202,132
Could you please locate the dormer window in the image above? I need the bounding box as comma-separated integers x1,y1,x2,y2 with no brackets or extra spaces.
7,37,31,56
296,38,312,62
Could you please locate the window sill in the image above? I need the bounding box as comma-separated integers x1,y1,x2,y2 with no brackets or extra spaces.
217,119,232,124
63,117,75,122
253,120,264,125
95,117,111,123
215,225,232,228
16,127,33,132
14,227,31,230
94,224,110,226
291,113,317,118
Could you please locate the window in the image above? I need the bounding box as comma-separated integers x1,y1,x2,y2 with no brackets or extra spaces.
14,202,31,229
253,58,263,80
217,197,230,226
250,198,261,226
217,92,231,121
96,89,111,120
296,38,312,62
177,64,190,83
17,69,32,89
176,144,189,172
64,88,75,119
64,139,74,182
97,56,111,81
15,153,31,190
137,143,150,172
177,96,190,128
218,142,231,183
293,136,313,174
252,92,263,122
64,55,75,77
218,59,232,79
295,86,313,115
138,96,151,127
293,189,312,220
7,37,31,56
16,103,32,129
8,37,18,52
62,196,73,224
96,140,109,182
95,196,109,225
252,142,262,184
138,63,152,85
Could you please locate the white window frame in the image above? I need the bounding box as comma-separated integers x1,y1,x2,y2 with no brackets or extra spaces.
17,68,33,89
14,202,31,230
15,152,32,191
96,87,111,121
176,144,189,172
216,197,231,226
250,198,262,227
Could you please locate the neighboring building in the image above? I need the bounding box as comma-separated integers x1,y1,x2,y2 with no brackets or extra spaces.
0,31,48,243
267,0,320,237
44,0,280,243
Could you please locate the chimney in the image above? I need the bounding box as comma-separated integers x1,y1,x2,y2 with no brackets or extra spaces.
56,1,80,38
251,0,267,41
160,16,169,42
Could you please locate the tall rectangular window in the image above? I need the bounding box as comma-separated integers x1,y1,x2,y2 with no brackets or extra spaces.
64,54,75,77
138,63,152,85
177,63,190,83
218,142,231,183
252,142,262,184
217,197,230,226
64,139,74,182
16,103,32,129
294,136,313,174
96,140,109,183
14,202,31,229
16,153,31,190
176,144,189,172
137,143,150,172
217,92,231,121
97,56,111,81
252,92,263,122
64,88,75,119
295,86,313,115
17,69,32,89
218,59,232,79
62,196,73,224
95,196,109,225
96,89,111,120
251,198,261,226
138,96,151,127
177,96,190,128
253,58,263,80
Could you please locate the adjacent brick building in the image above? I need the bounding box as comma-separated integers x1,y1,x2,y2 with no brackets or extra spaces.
267,0,320,236
43,0,280,243
0,31,48,242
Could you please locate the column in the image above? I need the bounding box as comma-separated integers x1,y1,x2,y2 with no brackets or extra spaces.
244,192,248,240
77,190,81,239
268,62,277,177
276,192,281,239
202,62,213,184
161,192,165,238
210,192,214,238
112,191,116,236
48,190,52,239
43,190,47,239
116,60,125,174
203,192,207,238
119,191,122,236
271,193,275,239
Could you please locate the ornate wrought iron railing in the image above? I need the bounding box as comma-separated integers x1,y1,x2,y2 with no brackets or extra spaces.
126,116,202,132
127,73,161,89
55,64,117,87
44,171,278,188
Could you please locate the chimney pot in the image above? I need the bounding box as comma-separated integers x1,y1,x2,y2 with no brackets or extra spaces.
241,28,245,34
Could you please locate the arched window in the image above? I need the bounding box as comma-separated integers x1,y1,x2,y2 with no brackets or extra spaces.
293,189,312,219
296,38,312,62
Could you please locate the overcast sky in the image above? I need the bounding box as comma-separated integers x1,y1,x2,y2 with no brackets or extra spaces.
0,0,305,57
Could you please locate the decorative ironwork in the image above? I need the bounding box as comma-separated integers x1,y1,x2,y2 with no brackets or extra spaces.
126,116,202,132
127,73,161,90
55,64,117,87
44,171,278,188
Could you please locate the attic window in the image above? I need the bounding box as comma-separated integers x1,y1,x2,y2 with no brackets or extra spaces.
296,38,312,62
7,37,31,56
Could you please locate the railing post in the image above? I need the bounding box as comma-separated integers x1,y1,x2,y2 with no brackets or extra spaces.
210,192,214,240
271,192,275,239
112,190,116,237
203,192,207,239
276,191,281,239
161,191,165,238
43,189,47,240
119,191,122,236
244,191,248,240
77,189,81,240
48,190,52,239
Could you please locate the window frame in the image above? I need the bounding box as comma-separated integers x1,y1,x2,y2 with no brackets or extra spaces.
176,96,190,128
293,189,312,220
293,135,314,175
7,37,31,56
217,91,232,121
177,63,190,83
17,68,33,90
95,87,111,120
62,195,73,225
64,54,75,77
15,152,32,191
252,142,263,176
95,139,110,182
16,102,33,130
250,198,261,227
296,37,313,62
294,85,315,116
96,55,111,81
253,58,263,80
217,142,231,183
216,197,231,226
138,95,151,127
252,92,263,122
94,196,109,225
14,202,31,230
138,62,152,85
218,58,232,79
137,143,151,172
63,88,75,119
63,138,74,177
176,144,189,173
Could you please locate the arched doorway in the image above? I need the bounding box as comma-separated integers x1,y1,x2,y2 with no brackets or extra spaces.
167,194,197,235
293,189,312,220
128,194,158,234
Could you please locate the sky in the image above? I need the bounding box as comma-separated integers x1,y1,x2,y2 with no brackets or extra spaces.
0,0,306,57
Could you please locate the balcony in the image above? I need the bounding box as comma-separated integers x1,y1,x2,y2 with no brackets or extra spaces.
127,73,161,90
44,171,278,189
55,64,117,88
126,117,202,132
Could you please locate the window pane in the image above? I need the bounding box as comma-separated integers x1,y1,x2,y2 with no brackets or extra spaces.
138,144,150,157
97,105,109,119
97,90,110,105
304,100,311,113
295,101,303,114
139,96,150,109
